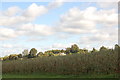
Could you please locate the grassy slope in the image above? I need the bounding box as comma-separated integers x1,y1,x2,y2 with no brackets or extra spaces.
2,73,118,78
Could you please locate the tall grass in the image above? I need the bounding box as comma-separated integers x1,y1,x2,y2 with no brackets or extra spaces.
2,48,118,75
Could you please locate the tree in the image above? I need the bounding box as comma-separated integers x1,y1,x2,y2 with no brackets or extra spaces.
37,52,43,57
114,44,120,55
48,52,54,56
3,56,9,61
18,54,22,58
51,50,61,54
70,44,79,53
65,47,71,54
61,49,65,53
44,51,54,56
83,48,88,53
91,48,98,53
9,54,18,60
22,49,28,56
28,48,37,58
115,44,120,50
14,56,18,60
100,46,108,51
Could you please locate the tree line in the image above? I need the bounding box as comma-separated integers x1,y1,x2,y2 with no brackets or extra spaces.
2,44,119,75
1,44,119,61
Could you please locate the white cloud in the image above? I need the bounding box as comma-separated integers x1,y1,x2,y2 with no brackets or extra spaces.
0,28,18,40
0,43,30,57
1,44,14,48
56,33,71,39
0,16,31,26
0,2,62,40
17,23,54,36
0,23,55,40
0,1,64,27
40,43,76,51
26,37,46,41
1,43,28,49
33,24,54,36
97,2,117,9
48,0,64,9
0,3,48,26
58,7,117,34
3,6,21,16
52,43,71,49
79,27,118,44
23,3,48,18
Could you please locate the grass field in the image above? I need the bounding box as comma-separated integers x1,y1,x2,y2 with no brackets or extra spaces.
2,73,118,78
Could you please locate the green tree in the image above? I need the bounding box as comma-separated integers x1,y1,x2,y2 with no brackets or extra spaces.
70,44,79,53
18,54,22,58
9,54,18,60
22,49,28,57
114,44,120,54
114,44,120,50
91,48,98,53
61,49,65,53
83,48,88,53
100,46,108,51
28,48,37,58
51,50,60,54
44,51,54,56
48,52,54,56
65,47,71,54
3,56,9,61
37,52,44,57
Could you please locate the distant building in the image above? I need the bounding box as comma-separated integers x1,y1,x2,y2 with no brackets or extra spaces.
59,53,66,56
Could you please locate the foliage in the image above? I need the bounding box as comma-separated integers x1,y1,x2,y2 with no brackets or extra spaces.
70,44,79,53
37,52,44,57
22,49,29,57
65,47,71,54
100,46,108,51
9,54,18,60
45,49,65,54
91,48,98,53
65,44,80,54
2,44,119,75
18,54,22,58
28,48,37,58
3,56,9,61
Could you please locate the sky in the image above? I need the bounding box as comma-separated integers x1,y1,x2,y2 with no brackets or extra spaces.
0,1,118,57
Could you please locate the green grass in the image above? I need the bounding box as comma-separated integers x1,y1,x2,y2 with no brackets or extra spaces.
2,73,118,78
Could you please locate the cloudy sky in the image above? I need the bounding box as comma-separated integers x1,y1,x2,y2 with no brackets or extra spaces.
0,1,118,57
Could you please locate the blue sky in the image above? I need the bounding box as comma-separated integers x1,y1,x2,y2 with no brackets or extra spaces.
0,1,118,57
